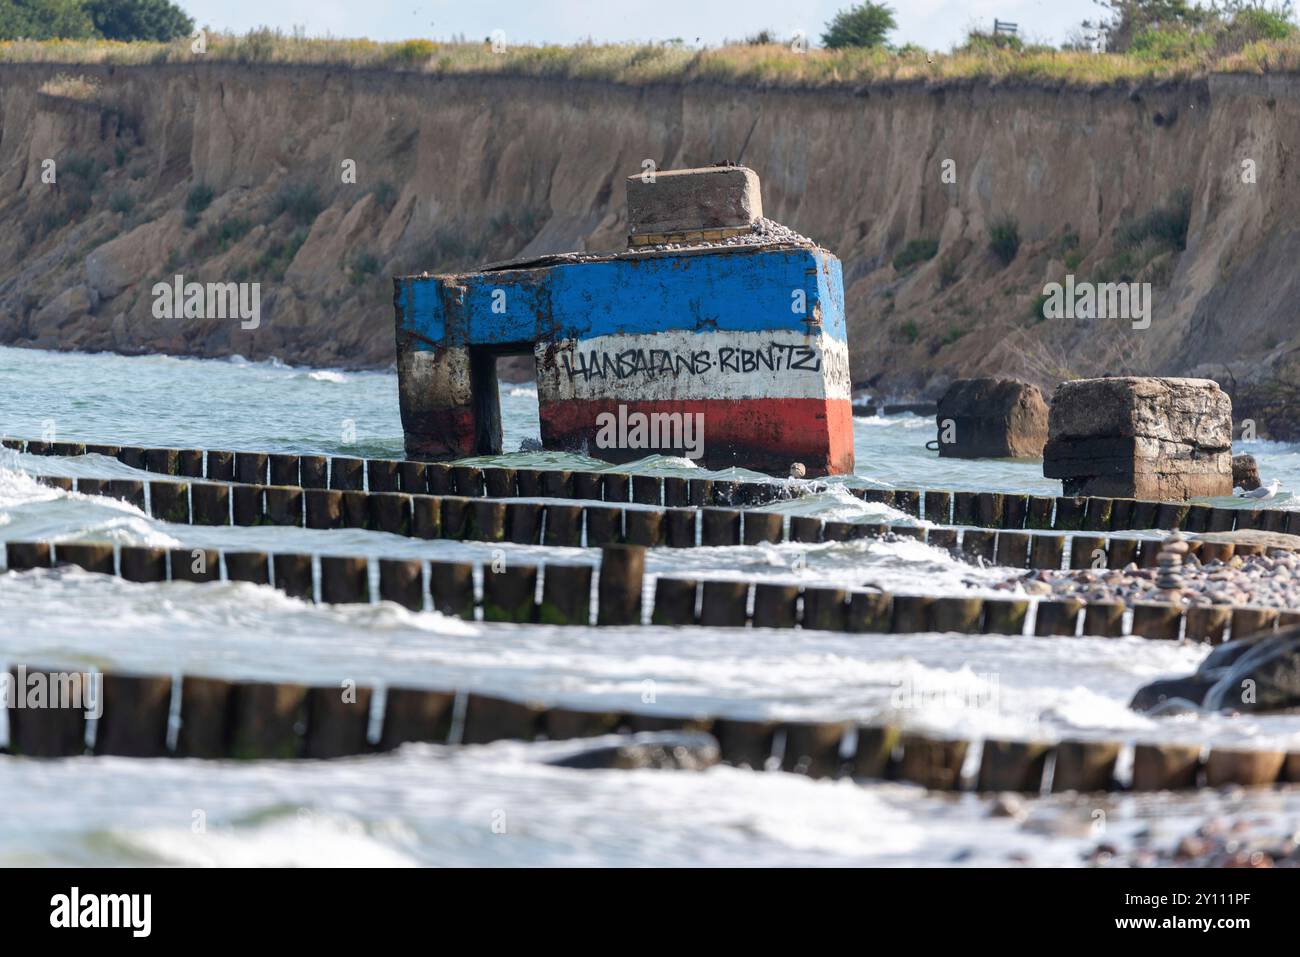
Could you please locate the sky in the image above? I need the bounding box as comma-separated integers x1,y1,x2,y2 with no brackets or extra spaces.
180,1,1101,51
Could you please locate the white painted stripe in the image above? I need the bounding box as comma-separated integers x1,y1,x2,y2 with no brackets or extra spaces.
535,330,851,402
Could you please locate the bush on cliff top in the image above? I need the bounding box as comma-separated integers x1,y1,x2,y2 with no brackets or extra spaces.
84,0,191,42
1092,0,1296,61
7,22,1300,87
821,3,896,50
0,0,191,42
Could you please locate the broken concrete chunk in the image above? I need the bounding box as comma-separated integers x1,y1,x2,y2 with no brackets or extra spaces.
625,166,762,244
935,377,1048,459
1044,377,1233,500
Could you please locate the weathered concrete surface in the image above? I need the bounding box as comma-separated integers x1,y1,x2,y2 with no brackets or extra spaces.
396,242,854,474
935,377,1047,459
1233,453,1261,491
1043,377,1233,500
394,346,476,460
626,166,761,242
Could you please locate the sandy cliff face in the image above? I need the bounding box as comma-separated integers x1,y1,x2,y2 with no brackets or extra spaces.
0,63,1296,398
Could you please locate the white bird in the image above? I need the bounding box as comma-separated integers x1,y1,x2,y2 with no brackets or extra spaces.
1238,478,1281,500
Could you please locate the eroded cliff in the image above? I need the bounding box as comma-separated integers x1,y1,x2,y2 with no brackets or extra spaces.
0,62,1296,402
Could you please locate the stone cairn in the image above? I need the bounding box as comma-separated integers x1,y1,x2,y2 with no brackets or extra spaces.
1156,532,1189,598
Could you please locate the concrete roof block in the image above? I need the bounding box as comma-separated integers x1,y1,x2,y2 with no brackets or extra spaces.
626,166,763,239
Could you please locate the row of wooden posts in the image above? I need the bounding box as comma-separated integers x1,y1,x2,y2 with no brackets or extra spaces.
3,664,1296,792
5,539,1297,641
27,474,1300,568
7,435,1298,534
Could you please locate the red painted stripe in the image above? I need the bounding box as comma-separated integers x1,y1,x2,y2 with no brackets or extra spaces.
540,398,855,476
402,407,477,459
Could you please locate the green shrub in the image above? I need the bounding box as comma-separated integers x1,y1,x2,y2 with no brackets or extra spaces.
197,216,252,254
988,215,1020,266
369,181,398,207
389,39,435,63
892,237,939,272
349,251,381,285
937,254,960,290
64,190,92,220
184,183,214,224
1131,26,1213,61
1058,229,1084,269
899,318,920,343
273,182,323,224
821,2,896,50
84,0,194,42
0,0,95,40
254,228,309,280
1231,8,1295,43
959,30,1024,53
1117,188,1191,251
62,153,102,189
107,188,133,214
232,27,279,63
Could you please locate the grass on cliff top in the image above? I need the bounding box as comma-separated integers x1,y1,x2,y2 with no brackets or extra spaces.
9,31,1300,87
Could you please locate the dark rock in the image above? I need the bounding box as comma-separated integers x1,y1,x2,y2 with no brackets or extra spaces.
1130,625,1300,713
1128,675,1219,712
1233,453,1261,492
546,731,720,770
936,377,1048,459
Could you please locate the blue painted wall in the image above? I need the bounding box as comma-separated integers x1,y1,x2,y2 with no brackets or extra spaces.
395,246,845,349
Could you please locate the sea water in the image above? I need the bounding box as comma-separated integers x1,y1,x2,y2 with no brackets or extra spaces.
1,345,1298,866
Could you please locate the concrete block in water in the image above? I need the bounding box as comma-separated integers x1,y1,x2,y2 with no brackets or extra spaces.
625,165,762,243
394,242,852,476
1232,453,1261,491
935,377,1048,459
1043,377,1232,500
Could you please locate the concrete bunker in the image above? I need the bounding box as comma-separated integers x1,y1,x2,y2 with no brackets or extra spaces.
393,166,854,476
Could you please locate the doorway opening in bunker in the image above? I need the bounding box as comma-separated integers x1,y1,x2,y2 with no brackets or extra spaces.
469,344,540,455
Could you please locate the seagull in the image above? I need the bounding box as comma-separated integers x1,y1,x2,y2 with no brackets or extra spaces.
1238,478,1281,500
